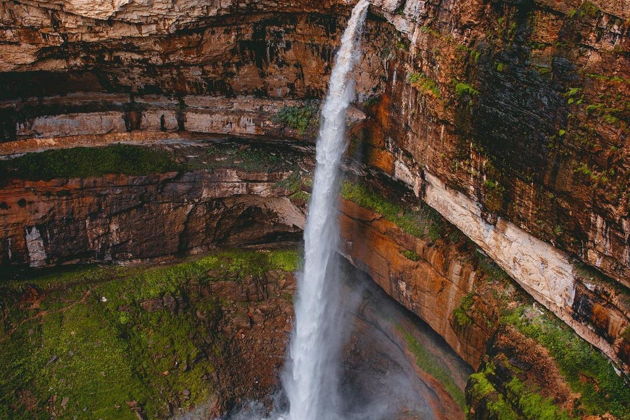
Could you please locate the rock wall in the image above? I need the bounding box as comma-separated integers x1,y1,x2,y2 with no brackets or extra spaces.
0,0,626,281
0,143,307,266
0,140,627,417
0,0,628,416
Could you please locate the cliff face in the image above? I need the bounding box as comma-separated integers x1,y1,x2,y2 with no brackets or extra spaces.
0,0,628,418
0,141,307,266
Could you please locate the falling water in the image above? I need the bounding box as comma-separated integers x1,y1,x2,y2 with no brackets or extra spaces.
281,1,371,420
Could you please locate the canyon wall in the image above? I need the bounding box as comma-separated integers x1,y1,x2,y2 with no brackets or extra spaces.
0,142,307,266
0,0,628,417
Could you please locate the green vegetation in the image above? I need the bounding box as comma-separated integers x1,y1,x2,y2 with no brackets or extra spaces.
0,249,298,419
506,377,574,420
341,180,445,241
419,25,441,38
0,144,182,182
482,177,506,214
469,362,573,420
468,364,519,420
455,82,479,97
275,170,312,204
0,140,310,184
573,162,610,185
501,306,630,418
273,103,319,134
462,251,628,418
395,39,409,51
563,87,582,105
585,73,629,84
407,72,441,97
401,249,421,262
452,293,474,327
198,142,297,172
483,179,499,189
534,65,552,76
567,1,600,19
362,95,381,108
401,329,466,409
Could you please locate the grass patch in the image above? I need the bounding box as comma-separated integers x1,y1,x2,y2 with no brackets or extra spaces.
0,144,181,183
501,306,630,417
341,180,445,241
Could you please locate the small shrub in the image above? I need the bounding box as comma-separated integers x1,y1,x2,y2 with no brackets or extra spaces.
407,72,441,97
452,293,475,327
273,103,318,134
401,249,421,261
455,82,479,96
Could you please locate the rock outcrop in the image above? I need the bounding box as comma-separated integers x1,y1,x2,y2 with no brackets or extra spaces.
0,141,307,266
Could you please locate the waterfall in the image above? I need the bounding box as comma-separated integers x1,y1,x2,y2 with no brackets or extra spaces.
281,1,370,419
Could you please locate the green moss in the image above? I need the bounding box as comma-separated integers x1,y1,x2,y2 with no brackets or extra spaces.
486,396,519,420
0,144,182,183
401,249,421,262
469,363,518,419
501,306,630,417
0,249,298,419
506,377,574,420
452,293,475,327
534,65,552,76
407,72,441,97
273,103,319,134
585,73,630,84
573,162,610,185
341,180,445,241
199,142,294,172
469,362,573,420
400,328,466,409
483,179,499,189
455,82,479,97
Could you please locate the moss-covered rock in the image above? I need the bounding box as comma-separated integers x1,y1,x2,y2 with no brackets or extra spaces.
0,249,298,419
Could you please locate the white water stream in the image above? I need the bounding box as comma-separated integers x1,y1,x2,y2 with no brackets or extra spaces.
281,1,371,419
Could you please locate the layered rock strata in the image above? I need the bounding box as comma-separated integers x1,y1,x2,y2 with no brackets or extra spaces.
0,1,627,364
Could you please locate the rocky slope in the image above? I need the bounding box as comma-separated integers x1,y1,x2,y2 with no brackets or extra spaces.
0,249,299,419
